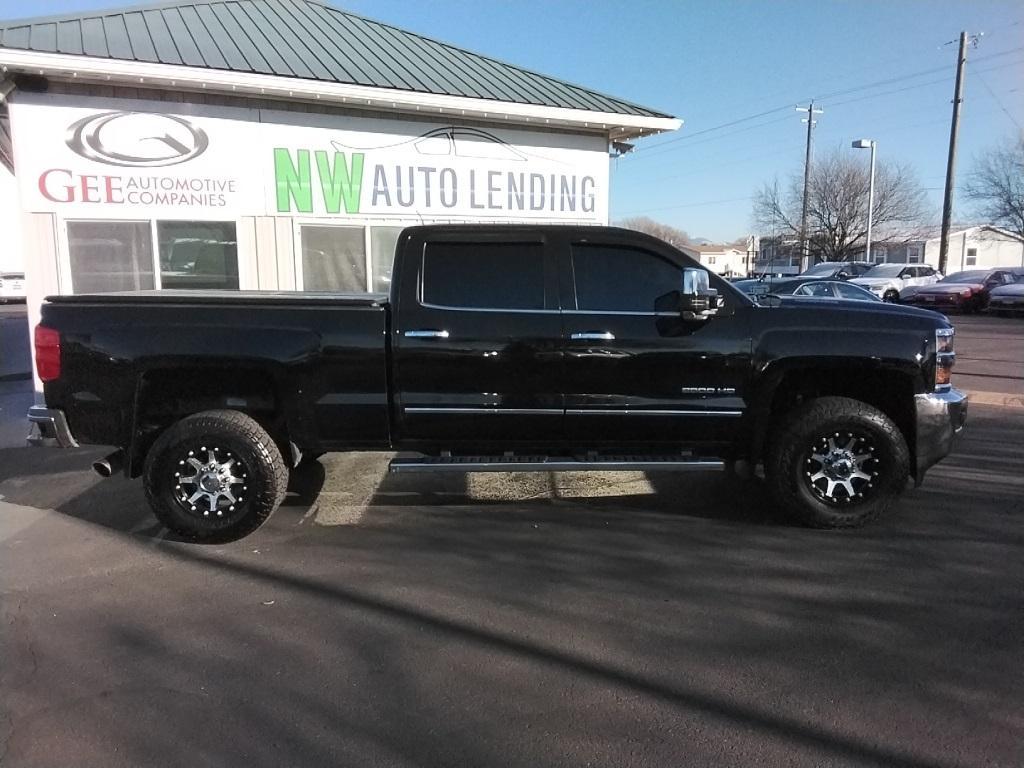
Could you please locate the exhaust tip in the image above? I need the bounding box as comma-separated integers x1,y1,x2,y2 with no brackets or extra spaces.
93,450,124,478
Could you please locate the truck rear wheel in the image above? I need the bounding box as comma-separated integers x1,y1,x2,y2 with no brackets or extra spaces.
143,410,288,541
767,397,909,528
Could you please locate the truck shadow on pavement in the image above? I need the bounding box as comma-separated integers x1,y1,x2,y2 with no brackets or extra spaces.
2,408,1022,766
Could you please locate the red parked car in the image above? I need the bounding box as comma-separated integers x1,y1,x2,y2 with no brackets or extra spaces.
900,268,1021,313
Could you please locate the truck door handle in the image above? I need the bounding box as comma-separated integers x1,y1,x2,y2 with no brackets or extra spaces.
404,329,450,339
571,331,615,341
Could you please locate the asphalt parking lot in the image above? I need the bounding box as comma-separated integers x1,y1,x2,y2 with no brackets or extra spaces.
951,314,1024,404
1,307,1023,767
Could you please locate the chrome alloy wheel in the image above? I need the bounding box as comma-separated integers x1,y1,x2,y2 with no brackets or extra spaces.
804,431,879,504
173,446,248,518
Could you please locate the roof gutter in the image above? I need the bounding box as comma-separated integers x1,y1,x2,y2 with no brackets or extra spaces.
0,48,681,141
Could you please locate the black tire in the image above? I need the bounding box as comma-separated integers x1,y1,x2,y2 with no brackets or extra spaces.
143,410,288,541
767,396,910,529
883,289,900,303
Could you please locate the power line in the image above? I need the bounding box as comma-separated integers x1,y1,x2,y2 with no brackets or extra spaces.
622,113,797,162
630,45,1024,159
969,61,1023,132
614,143,805,186
627,55,1024,166
615,195,754,217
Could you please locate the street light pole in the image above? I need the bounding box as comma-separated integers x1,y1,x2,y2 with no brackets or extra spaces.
852,139,877,262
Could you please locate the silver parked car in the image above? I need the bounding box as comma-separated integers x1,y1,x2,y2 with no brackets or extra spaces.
986,271,1024,316
850,263,941,302
786,280,883,302
0,272,26,303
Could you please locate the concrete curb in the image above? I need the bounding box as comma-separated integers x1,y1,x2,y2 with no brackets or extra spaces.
963,390,1024,409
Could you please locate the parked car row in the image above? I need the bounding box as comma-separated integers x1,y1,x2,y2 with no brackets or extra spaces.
734,261,1024,316
900,268,1024,314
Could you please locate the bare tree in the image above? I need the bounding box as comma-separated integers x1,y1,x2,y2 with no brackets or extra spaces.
963,138,1024,238
617,216,693,248
753,148,927,262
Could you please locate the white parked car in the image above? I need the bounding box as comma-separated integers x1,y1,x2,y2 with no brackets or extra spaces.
0,272,26,303
851,263,941,302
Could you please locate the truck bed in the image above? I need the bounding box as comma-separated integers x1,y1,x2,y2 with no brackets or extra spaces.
40,291,392,468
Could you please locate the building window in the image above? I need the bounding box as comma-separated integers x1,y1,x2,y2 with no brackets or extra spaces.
873,246,887,264
907,245,922,263
300,225,366,292
707,256,716,265
422,241,545,310
370,226,404,294
966,248,977,266
67,220,154,293
158,221,238,290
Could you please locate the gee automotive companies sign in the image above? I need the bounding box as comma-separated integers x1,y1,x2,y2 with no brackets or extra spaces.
11,99,257,217
10,97,609,222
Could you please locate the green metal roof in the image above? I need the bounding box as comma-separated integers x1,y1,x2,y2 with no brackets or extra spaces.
0,0,671,118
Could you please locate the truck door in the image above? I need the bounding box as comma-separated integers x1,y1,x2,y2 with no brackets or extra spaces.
392,232,563,446
558,235,751,447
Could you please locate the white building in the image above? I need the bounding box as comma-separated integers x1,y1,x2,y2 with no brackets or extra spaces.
849,226,1024,270
920,227,1024,272
680,244,753,278
0,0,679,334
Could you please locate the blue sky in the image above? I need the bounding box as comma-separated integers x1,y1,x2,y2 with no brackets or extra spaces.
2,0,1021,242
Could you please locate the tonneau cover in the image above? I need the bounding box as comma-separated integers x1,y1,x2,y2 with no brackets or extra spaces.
46,290,388,308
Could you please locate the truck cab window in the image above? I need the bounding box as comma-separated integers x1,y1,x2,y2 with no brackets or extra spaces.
572,244,682,312
421,241,545,310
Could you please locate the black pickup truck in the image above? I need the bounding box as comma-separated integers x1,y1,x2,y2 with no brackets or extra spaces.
28,225,966,539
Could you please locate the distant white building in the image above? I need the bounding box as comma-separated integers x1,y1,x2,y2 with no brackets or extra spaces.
923,227,1022,271
680,243,754,277
752,225,1024,275
852,226,1024,271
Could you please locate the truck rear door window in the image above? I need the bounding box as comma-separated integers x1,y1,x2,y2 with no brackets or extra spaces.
422,242,545,310
571,244,681,312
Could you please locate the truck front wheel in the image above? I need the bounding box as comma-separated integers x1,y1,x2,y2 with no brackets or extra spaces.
767,397,909,528
143,410,288,541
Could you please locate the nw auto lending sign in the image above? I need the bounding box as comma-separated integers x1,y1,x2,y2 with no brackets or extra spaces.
11,97,609,222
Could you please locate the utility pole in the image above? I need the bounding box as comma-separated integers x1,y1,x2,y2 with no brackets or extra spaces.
938,31,970,276
796,102,823,272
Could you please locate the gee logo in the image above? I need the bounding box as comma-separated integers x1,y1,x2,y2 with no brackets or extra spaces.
65,111,209,168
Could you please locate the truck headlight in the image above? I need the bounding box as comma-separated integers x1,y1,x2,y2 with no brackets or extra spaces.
935,327,955,390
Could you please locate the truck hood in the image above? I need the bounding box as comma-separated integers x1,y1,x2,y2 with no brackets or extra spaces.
777,295,947,322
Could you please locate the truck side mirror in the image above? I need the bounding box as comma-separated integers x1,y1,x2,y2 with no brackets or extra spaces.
679,268,722,321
